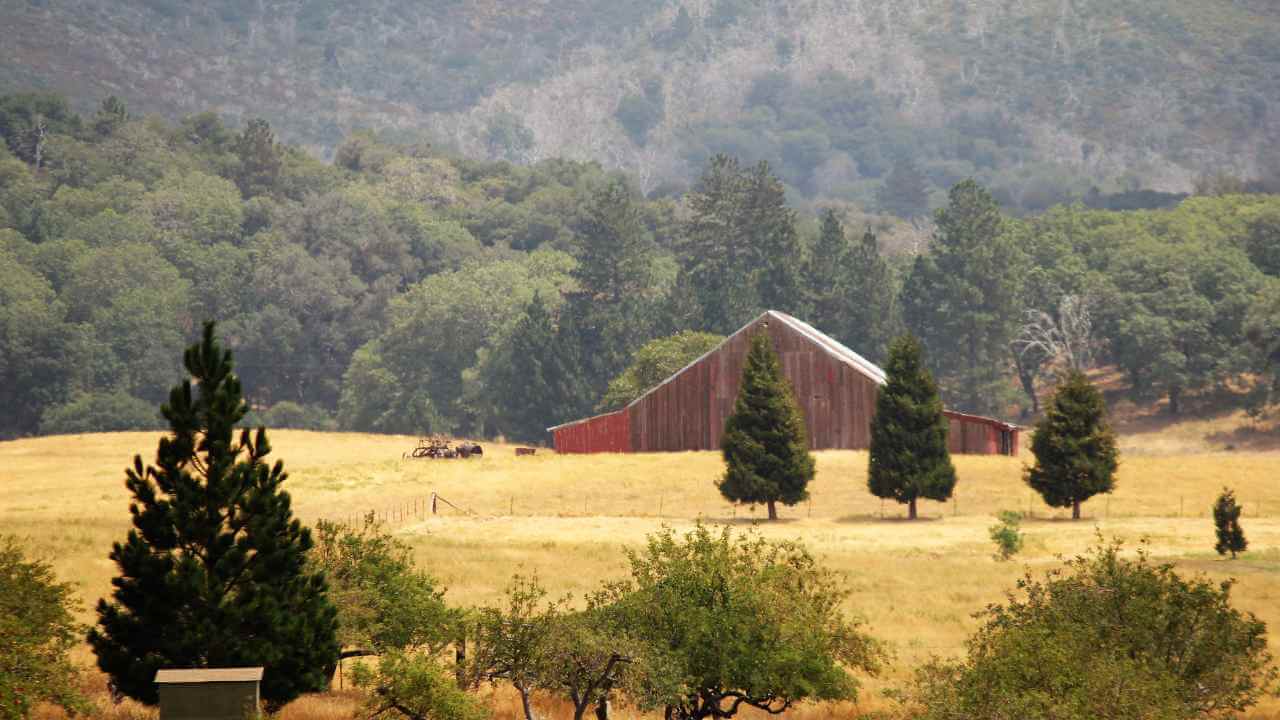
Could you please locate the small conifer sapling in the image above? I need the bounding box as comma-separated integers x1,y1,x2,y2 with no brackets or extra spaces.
1214,487,1248,559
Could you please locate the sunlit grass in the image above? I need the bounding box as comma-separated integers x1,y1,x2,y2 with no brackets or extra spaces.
4,423,1278,718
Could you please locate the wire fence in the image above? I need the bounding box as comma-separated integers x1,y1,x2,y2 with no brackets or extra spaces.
320,490,1272,528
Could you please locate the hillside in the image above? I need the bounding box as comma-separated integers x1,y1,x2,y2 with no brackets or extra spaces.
3,0,1278,208
4,424,1280,717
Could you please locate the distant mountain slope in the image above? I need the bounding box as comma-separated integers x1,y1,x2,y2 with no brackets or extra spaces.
3,0,1277,205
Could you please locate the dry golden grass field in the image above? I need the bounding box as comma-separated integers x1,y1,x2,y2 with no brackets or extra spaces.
4,409,1279,719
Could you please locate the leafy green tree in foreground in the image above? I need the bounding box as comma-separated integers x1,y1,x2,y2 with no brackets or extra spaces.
0,537,86,720
1025,370,1118,519
88,322,338,710
606,523,883,720
1214,488,1248,559
311,516,456,657
473,574,565,720
868,334,956,520
718,331,815,521
911,539,1277,720
353,652,484,720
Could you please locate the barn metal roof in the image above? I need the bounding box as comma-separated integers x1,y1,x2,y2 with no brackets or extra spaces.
155,668,264,684
549,310,887,432
766,311,888,385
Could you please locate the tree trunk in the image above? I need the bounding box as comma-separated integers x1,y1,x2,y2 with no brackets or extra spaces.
519,686,536,720
767,500,778,521
595,696,610,720
454,634,467,687
1169,388,1181,415
1072,499,1081,520
908,498,917,520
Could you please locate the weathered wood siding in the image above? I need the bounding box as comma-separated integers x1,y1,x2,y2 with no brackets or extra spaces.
944,410,1020,455
550,311,1020,456
550,410,631,454
628,315,881,452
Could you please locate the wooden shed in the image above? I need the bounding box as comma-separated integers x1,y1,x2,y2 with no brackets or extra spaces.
154,667,262,720
549,310,1019,456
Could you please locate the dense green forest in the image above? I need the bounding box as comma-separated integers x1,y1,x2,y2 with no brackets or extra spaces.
3,0,1278,213
0,92,1277,441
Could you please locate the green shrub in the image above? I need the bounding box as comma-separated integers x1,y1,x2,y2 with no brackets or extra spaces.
911,539,1278,720
987,510,1023,561
39,390,162,435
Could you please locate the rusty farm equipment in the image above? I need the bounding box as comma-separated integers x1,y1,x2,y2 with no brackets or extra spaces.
405,436,484,460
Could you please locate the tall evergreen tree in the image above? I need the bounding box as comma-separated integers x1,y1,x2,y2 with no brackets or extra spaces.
900,180,1022,414
837,226,897,364
92,95,129,138
868,334,956,520
1025,370,1118,519
678,156,807,332
743,161,807,317
1213,488,1248,559
88,322,338,710
234,118,283,198
487,293,589,442
562,177,662,398
572,177,655,303
806,209,849,332
877,158,930,220
718,332,815,521
680,154,755,333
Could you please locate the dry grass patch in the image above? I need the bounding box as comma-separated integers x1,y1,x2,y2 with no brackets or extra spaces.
4,426,1280,717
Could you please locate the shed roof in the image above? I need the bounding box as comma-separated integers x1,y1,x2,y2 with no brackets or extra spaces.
155,668,264,684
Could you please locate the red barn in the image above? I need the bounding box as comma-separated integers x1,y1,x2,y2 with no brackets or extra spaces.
549,310,1019,456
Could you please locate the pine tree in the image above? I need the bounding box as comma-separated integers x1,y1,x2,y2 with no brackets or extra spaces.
92,95,129,138
837,226,897,364
488,293,589,443
743,161,807,317
868,334,956,520
900,180,1023,415
234,118,283,198
807,209,849,332
572,177,655,303
877,158,930,220
1213,488,1248,559
718,332,815,521
88,322,338,710
1025,370,1119,520
680,154,756,333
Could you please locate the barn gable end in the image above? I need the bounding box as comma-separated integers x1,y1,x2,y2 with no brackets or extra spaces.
550,311,1019,455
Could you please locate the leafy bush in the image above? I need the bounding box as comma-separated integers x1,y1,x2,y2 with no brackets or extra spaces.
261,401,337,431
0,537,86,720
606,523,884,719
911,539,1277,719
987,510,1023,561
39,390,162,435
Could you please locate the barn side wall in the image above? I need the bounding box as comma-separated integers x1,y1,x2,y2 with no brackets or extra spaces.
551,410,631,454
944,411,1020,456
627,316,881,452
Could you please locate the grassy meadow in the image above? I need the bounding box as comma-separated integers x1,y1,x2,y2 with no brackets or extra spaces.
4,411,1280,718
